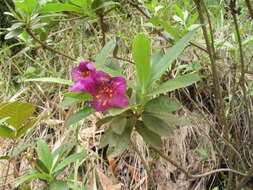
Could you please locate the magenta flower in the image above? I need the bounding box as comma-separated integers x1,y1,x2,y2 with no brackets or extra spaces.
72,61,96,82
69,61,96,92
81,71,129,111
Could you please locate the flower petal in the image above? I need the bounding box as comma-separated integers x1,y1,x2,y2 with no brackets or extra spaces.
72,61,96,82
109,94,129,108
94,71,110,83
92,97,110,111
69,81,86,92
111,77,127,94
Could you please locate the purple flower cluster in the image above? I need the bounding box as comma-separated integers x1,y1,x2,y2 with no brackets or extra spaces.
70,61,129,111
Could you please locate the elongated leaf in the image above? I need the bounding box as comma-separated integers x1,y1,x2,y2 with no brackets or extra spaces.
37,139,53,171
151,31,195,82
33,159,50,173
69,0,87,7
146,112,189,126
0,102,35,129
144,96,182,113
59,97,82,108
95,40,116,65
66,107,95,126
53,153,86,173
63,92,92,100
107,119,134,157
143,115,174,136
148,73,200,96
0,125,15,138
40,3,83,14
14,0,38,16
161,22,180,40
16,115,49,138
99,127,118,148
136,122,162,149
94,1,119,10
96,116,114,127
108,104,137,116
24,77,74,85
0,117,11,124
132,34,151,90
15,173,51,187
50,180,69,190
111,116,127,135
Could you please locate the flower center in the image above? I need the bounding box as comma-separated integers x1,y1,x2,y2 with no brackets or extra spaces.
78,71,91,80
96,86,114,106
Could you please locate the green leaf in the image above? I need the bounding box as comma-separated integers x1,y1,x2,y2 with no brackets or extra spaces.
144,96,182,113
111,116,127,135
66,107,95,126
132,34,151,90
136,122,162,149
151,31,195,82
11,144,32,157
24,77,74,86
15,173,51,187
59,97,82,108
148,73,200,96
33,159,50,173
94,40,122,77
0,117,11,124
0,125,15,138
63,92,92,100
52,153,86,173
94,1,119,11
108,104,137,116
95,40,116,65
16,115,49,138
99,127,117,148
146,112,189,126
69,0,87,7
96,116,114,127
61,90,93,108
107,119,134,157
0,156,11,160
14,0,38,16
40,3,83,14
5,29,22,40
161,22,180,40
0,102,35,129
143,115,174,136
37,139,53,171
50,180,69,190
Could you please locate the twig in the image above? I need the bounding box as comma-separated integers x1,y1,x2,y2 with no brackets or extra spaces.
193,0,228,136
151,145,248,179
230,0,251,138
26,28,76,61
112,56,135,64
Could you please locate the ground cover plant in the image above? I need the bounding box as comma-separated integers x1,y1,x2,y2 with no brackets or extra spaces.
0,0,253,189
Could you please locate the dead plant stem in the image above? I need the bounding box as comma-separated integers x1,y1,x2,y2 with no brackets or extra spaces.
245,0,253,19
26,28,76,61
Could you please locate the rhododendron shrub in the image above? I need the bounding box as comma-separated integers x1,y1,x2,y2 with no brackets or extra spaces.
64,33,200,157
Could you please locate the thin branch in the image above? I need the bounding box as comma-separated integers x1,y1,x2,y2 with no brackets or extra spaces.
230,0,251,134
151,145,248,179
193,0,228,136
26,28,76,61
